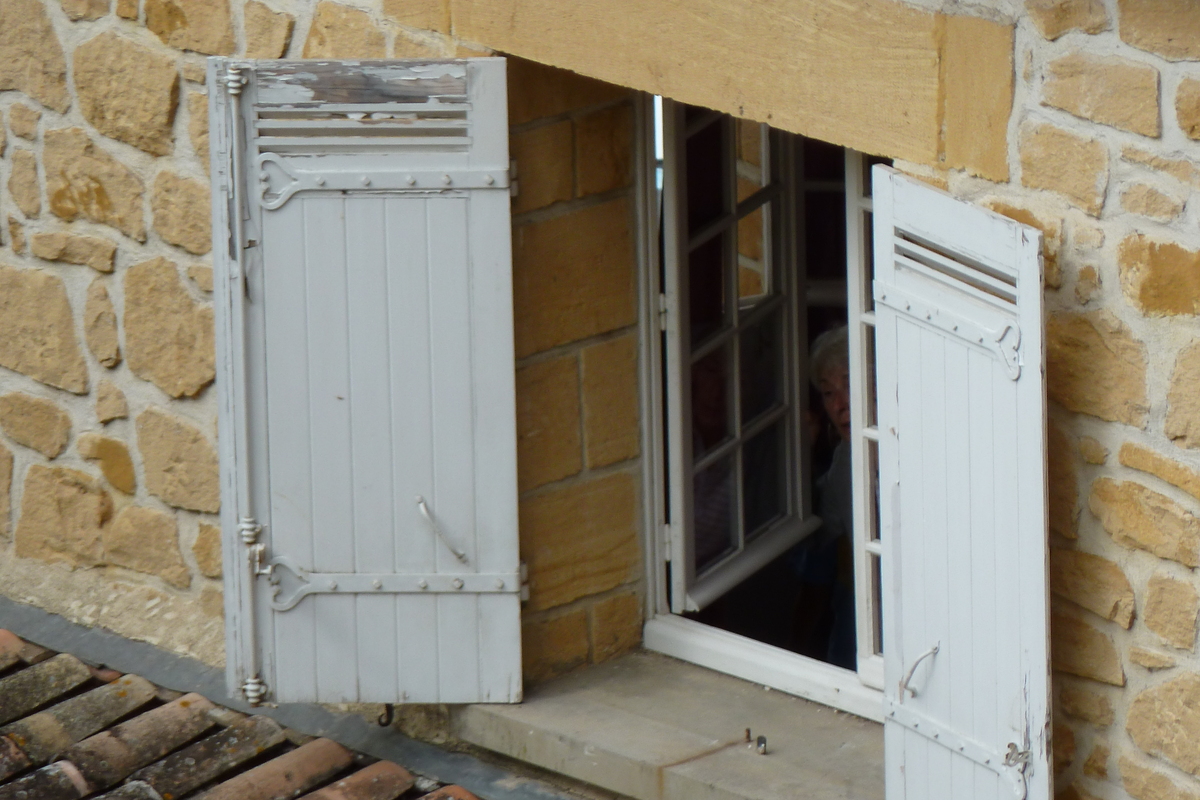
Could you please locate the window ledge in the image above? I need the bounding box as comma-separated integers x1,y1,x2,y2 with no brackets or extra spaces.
452,651,883,800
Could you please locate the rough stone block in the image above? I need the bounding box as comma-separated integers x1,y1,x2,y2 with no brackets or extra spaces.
9,150,40,218
515,354,581,493
8,104,40,140
1046,311,1147,426
115,0,137,18
1075,265,1101,304
84,279,121,369
507,57,629,128
0,264,88,393
1050,549,1135,628
1168,342,1200,449
1059,683,1114,726
181,62,205,84
0,0,70,112
103,506,189,588
1128,673,1200,777
152,173,211,255
0,442,11,538
519,470,640,611
7,218,24,255
1121,184,1183,222
1090,478,1200,568
77,433,135,494
0,392,71,459
244,0,293,58
582,333,639,469
124,257,215,398
74,32,178,156
96,380,128,423
1027,0,1108,40
1079,436,1108,464
985,200,1062,288
1145,574,1199,650
590,590,641,661
513,198,635,358
15,465,112,567
1122,146,1200,189
187,265,212,292
1118,234,1200,316
1051,610,1125,685
185,93,209,175
576,103,634,197
1043,52,1160,137
381,0,447,31
1118,0,1200,61
1130,646,1177,671
522,609,589,683
1121,754,1200,800
0,110,5,157
145,0,234,55
1055,721,1076,779
1084,741,1109,779
45,128,145,241
510,120,573,214
60,0,109,21
391,31,445,58
30,232,117,273
302,2,385,58
1120,442,1200,503
1020,123,1109,215
193,522,221,578
1178,78,1200,140
136,407,219,513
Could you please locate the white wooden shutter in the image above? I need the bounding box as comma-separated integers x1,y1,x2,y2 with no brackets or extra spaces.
209,58,521,705
873,168,1049,800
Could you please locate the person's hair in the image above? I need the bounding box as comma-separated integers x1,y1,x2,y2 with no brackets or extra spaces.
809,325,849,388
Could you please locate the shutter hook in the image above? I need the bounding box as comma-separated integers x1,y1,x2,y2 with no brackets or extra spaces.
416,496,469,563
899,643,940,700
378,703,395,727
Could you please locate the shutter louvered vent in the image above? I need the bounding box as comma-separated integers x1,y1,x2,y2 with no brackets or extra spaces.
893,228,1018,307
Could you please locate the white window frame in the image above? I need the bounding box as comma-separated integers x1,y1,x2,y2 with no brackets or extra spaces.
639,97,886,722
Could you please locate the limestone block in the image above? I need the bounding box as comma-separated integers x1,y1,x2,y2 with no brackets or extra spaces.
1043,52,1160,137
199,586,222,617
8,104,40,140
941,15,1014,182
0,442,11,538
1090,478,1200,568
1059,683,1114,725
145,0,234,55
1054,721,1076,777
7,218,24,255
83,280,121,369
1145,574,1199,650
519,470,639,611
0,0,70,112
507,57,629,128
1123,146,1200,189
136,407,219,513
1074,220,1106,249
985,201,1062,288
1121,755,1200,800
1128,673,1200,776
0,110,5,157
515,355,581,493
302,2,385,58
589,590,641,662
1118,234,1200,316
1051,610,1125,685
1122,185,1183,222
582,333,639,469
75,32,178,156
521,609,588,683
1131,646,1178,671
1120,442,1200,503
152,173,211,255
1075,265,1101,304
1084,741,1109,779
381,0,447,32
186,93,209,173
124,257,215,398
576,103,634,197
1168,343,1200,449
1046,311,1147,426
513,198,636,358
0,265,89,393
95,380,128,423
181,62,205,84
60,0,109,21
1050,549,1135,628
0,393,71,459
115,0,136,18
1079,436,1108,464
77,432,135,494
9,150,41,218
14,465,112,567
244,0,293,58
193,522,221,577
510,120,572,214
44,128,145,241
1020,123,1109,216
1026,0,1108,40
187,265,212,291
1178,79,1200,141
30,232,117,273
103,506,189,588
390,31,445,58
1118,0,1200,61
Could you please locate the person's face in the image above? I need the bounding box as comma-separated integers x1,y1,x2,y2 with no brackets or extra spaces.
818,364,851,441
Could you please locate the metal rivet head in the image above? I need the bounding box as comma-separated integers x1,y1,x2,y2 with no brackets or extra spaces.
314,176,325,186
328,580,337,590
484,174,495,185
361,176,371,186
418,580,428,590
495,579,505,590
442,174,452,186
372,579,383,590
406,175,416,186
258,171,269,182
452,578,464,590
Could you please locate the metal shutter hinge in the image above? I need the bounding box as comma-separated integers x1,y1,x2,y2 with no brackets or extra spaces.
242,675,268,706
519,561,530,602
509,158,519,198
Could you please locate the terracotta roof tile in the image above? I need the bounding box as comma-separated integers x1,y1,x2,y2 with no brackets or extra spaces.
129,714,287,797
417,786,482,800
0,654,92,726
193,737,353,800
297,760,414,800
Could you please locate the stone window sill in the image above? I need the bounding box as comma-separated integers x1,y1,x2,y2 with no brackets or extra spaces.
452,650,884,800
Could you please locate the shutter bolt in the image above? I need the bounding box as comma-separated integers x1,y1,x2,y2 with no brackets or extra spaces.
372,579,383,590
452,578,464,590
328,580,337,590
315,177,325,186
495,579,505,590
418,580,429,590
360,176,371,186
484,174,495,185
442,174,452,186
406,175,416,186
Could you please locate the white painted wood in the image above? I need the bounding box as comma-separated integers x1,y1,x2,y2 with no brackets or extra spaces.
874,167,1049,800
212,58,520,705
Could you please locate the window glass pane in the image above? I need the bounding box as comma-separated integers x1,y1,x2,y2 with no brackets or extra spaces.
686,117,728,235
689,233,727,347
804,192,846,281
803,138,844,182
863,210,876,312
743,419,787,538
737,119,764,171
691,345,731,460
694,454,736,574
864,323,877,428
740,308,782,424
737,202,769,306
867,438,880,542
870,554,884,655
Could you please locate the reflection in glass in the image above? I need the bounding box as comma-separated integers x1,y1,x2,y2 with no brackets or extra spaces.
743,420,786,538
871,554,883,655
737,120,764,171
868,438,880,541
864,324,878,427
737,202,768,305
740,309,782,424
691,345,730,460
863,211,876,312
689,234,726,346
686,118,728,234
694,455,736,574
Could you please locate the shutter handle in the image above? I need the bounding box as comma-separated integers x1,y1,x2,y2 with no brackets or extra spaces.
899,643,940,700
416,496,469,564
